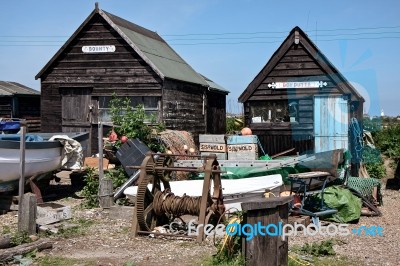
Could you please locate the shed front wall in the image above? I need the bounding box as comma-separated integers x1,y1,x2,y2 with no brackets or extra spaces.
40,13,162,153
244,43,357,155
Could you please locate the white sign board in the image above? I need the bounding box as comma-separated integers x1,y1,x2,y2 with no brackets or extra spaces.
267,81,327,89
82,45,116,53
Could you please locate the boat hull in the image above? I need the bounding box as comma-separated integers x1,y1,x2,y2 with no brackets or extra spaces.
0,132,88,192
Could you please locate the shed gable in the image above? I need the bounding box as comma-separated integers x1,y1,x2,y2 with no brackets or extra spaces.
239,27,364,103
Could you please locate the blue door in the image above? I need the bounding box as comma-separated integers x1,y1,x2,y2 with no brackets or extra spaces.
314,96,349,153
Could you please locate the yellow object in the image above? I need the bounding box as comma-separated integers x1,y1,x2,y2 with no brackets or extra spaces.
219,216,241,255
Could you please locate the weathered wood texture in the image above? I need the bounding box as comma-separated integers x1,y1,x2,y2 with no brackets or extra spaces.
253,130,314,156
17,193,37,235
207,91,226,134
0,234,12,249
162,79,205,144
0,238,53,262
0,96,40,119
243,42,363,156
40,13,162,151
39,12,226,153
241,197,291,266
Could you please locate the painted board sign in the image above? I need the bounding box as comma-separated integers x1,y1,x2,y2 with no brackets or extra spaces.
199,143,227,152
267,81,328,89
82,45,116,53
227,144,258,153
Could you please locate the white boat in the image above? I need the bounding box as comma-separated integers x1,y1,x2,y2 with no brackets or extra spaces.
124,174,283,211
0,132,88,192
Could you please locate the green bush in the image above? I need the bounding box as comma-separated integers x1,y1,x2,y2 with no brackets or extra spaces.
374,124,400,159
362,146,385,179
109,93,165,151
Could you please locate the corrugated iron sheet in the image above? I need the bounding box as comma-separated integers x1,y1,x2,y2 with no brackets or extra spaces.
0,81,40,96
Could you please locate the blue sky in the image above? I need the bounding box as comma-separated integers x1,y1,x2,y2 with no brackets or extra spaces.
0,0,399,116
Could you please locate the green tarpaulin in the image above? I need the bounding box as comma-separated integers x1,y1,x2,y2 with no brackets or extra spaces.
313,185,362,223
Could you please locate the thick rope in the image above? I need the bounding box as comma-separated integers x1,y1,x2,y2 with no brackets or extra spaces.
153,190,204,217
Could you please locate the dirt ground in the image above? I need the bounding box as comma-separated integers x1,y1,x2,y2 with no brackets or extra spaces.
1,160,400,266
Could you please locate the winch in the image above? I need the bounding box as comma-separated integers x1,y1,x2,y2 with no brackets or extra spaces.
130,152,225,242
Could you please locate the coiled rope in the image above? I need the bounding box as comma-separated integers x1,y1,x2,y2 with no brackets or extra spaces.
153,189,207,217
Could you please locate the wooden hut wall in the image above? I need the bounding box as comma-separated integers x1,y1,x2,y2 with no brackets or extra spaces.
17,96,40,118
0,97,12,118
40,13,163,154
244,43,345,155
162,79,206,144
206,91,226,134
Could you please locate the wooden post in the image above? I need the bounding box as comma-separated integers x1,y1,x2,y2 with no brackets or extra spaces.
18,193,37,235
241,196,292,266
18,123,26,200
98,122,113,208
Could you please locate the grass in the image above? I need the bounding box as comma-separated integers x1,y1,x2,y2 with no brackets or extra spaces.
35,256,96,266
57,218,95,239
200,254,245,266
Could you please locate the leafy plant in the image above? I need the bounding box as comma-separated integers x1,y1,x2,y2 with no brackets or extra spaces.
81,167,99,208
374,124,400,159
297,240,336,257
11,231,32,246
109,93,165,151
226,116,244,134
105,166,129,189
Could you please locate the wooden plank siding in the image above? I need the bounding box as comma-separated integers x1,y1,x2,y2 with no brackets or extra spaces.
162,79,206,144
243,43,338,155
207,91,226,134
40,13,163,154
38,9,228,155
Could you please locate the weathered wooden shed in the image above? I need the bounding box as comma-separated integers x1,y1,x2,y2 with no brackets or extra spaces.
238,27,364,173
35,4,228,154
0,81,41,131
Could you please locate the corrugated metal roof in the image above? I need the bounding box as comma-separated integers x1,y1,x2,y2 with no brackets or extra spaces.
0,81,40,96
104,11,208,86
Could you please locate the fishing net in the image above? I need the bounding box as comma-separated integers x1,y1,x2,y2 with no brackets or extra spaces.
158,130,198,180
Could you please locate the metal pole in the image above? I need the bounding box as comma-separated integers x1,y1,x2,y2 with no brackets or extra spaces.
18,123,26,201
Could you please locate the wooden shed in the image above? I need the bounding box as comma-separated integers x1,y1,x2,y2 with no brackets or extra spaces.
35,4,228,154
238,27,364,174
0,81,41,132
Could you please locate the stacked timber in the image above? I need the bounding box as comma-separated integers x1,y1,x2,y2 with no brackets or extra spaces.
199,134,226,160
227,135,259,160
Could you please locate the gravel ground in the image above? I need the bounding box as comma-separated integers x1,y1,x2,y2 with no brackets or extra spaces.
290,184,400,266
1,172,399,265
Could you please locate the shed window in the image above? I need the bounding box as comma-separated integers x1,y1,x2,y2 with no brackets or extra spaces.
98,96,159,123
250,100,298,123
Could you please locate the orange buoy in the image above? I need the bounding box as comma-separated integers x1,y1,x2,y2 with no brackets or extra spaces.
241,127,252,135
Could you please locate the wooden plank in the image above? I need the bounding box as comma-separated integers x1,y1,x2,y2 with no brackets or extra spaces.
17,193,37,235
200,152,227,160
0,238,53,262
199,134,225,143
227,135,258,144
228,152,258,160
227,144,258,153
274,61,320,70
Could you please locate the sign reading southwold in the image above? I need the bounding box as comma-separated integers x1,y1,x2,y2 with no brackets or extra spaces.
82,45,116,53
200,143,227,153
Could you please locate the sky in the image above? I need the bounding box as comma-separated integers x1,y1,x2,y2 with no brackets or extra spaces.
0,0,399,116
